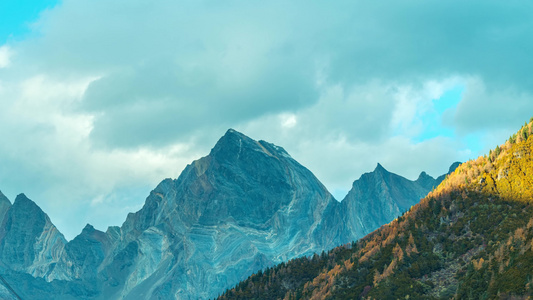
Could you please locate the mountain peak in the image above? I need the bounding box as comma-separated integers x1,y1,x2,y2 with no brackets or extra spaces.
220,128,253,144
212,129,255,154
82,224,95,233
209,129,289,164
374,163,388,173
448,161,461,173
14,193,32,204
416,171,437,190
12,193,47,220
417,171,432,180
223,128,248,140
0,190,10,205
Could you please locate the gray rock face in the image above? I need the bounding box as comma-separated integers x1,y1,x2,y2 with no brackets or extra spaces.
0,191,11,226
0,194,66,277
340,162,459,238
0,130,456,299
103,129,344,299
341,164,436,238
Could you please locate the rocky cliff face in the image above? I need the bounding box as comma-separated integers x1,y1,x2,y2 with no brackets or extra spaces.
0,130,453,299
0,194,66,278
102,129,344,299
0,191,11,228
341,163,442,238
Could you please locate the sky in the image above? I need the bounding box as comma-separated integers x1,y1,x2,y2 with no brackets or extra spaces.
1,0,533,240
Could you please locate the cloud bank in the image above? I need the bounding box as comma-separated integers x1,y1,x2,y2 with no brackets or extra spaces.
1,0,533,239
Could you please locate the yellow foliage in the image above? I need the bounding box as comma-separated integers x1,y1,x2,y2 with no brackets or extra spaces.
473,258,485,270
406,233,418,257
373,258,398,285
514,227,526,242
308,264,342,300
393,243,404,261
344,259,354,271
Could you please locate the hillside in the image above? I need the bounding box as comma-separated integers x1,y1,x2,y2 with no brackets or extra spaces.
219,119,533,299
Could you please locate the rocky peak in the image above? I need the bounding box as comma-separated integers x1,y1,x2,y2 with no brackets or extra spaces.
342,163,440,239
210,129,252,160
83,223,95,232
0,194,66,275
11,193,46,224
0,191,11,224
369,163,392,181
416,171,437,191
13,193,38,207
172,130,314,225
418,171,429,178
374,163,388,173
352,163,390,187
0,190,10,205
448,161,461,173
210,129,289,164
79,224,101,237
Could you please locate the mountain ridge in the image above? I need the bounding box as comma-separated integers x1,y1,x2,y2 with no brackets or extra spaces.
0,129,452,299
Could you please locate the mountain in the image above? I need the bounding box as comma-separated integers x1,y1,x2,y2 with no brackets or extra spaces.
340,162,458,238
0,191,11,225
0,193,66,278
220,120,533,299
0,129,345,299
94,129,347,299
0,129,450,299
0,193,71,300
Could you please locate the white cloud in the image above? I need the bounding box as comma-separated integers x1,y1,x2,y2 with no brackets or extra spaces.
453,77,533,134
0,73,203,239
280,113,297,128
1,0,533,239
238,78,473,200
390,77,464,138
0,45,11,68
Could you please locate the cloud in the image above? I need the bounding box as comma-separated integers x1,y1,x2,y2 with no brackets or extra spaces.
0,73,202,238
1,0,533,238
452,77,533,134
238,78,474,199
10,1,533,148
78,58,317,148
0,45,11,68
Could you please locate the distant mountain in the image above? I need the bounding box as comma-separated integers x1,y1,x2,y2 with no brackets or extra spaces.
341,162,458,238
0,193,66,278
220,120,533,299
0,129,451,299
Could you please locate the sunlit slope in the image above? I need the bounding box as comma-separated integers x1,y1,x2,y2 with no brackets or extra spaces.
220,119,533,299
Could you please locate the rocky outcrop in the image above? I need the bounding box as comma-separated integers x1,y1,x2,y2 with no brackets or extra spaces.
0,194,66,278
0,191,11,228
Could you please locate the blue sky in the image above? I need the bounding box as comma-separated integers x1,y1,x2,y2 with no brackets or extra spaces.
415,86,463,142
0,0,58,43
1,0,532,239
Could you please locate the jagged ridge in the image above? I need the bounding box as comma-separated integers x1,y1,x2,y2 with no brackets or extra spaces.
0,129,451,299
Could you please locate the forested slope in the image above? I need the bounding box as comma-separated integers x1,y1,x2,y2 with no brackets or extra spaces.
219,119,533,299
